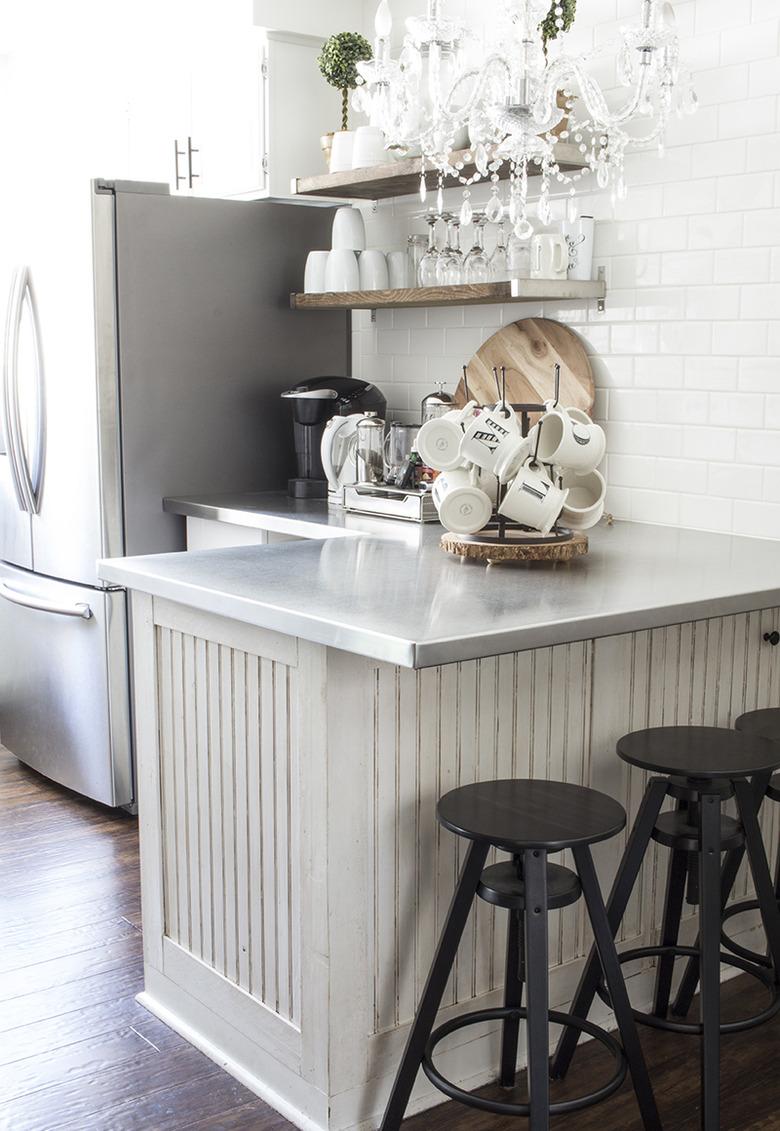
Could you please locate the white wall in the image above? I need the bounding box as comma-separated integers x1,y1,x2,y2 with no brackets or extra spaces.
351,0,780,539
255,0,363,39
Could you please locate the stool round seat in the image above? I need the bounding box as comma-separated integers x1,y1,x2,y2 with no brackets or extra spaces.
477,860,582,911
617,725,780,779
437,779,625,853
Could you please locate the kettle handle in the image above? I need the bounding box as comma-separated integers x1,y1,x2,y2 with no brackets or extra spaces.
320,413,362,490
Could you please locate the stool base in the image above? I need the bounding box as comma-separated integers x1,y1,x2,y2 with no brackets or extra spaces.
595,944,780,1035
423,1005,627,1117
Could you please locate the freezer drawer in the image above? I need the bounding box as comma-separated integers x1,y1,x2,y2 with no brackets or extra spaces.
0,563,132,806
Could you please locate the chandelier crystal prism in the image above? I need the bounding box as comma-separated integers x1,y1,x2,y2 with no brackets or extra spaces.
353,0,697,235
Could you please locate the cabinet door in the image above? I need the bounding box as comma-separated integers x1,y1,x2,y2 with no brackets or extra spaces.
189,24,267,197
123,1,193,189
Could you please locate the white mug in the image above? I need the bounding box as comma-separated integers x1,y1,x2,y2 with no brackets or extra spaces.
559,468,606,531
459,406,521,476
562,215,595,282
498,459,568,535
534,407,606,473
325,249,360,293
329,130,355,174
493,436,531,484
530,233,568,280
304,250,329,294
387,250,409,289
332,205,366,251
415,402,478,472
358,249,389,291
432,466,493,536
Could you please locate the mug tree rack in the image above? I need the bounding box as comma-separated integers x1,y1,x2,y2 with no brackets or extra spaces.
440,364,590,564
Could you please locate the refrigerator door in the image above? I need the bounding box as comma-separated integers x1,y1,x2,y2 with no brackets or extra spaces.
0,561,132,806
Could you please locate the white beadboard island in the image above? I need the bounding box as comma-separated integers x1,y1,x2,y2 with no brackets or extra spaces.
99,516,780,1131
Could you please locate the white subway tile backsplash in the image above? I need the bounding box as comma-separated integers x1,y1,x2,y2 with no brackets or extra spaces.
660,322,713,355
685,285,741,320
747,133,780,173
711,320,768,355
611,323,659,354
749,57,780,97
636,355,685,388
764,468,780,501
710,392,765,428
709,462,764,499
736,430,780,466
718,96,776,140
716,173,774,213
744,209,780,246
654,459,709,494
723,21,780,65
635,287,686,321
610,254,662,288
409,328,444,356
685,356,740,391
688,212,743,250
713,247,770,284
738,356,780,392
376,329,409,355
683,426,736,461
691,138,746,178
662,250,715,285
732,500,780,538
663,179,717,216
442,326,488,359
696,63,749,105
764,395,780,429
740,283,780,319
678,493,734,532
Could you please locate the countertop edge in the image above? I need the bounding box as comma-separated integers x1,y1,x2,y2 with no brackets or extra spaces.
163,496,359,541
100,556,780,671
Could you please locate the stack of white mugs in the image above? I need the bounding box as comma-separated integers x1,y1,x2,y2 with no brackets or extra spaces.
416,401,607,537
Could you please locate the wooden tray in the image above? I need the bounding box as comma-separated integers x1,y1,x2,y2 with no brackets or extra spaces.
441,529,588,564
454,318,595,424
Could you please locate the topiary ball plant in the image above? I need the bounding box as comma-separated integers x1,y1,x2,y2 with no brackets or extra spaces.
540,0,577,47
318,31,373,132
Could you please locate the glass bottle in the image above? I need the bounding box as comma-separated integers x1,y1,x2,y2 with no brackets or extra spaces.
507,231,531,281
408,234,428,289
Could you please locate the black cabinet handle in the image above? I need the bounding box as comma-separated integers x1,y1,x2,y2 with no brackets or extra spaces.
764,631,780,646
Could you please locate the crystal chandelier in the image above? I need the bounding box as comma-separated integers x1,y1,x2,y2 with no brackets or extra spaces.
354,0,697,234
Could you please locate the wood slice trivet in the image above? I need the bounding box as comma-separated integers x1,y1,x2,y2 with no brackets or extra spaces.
441,530,588,564
454,318,595,428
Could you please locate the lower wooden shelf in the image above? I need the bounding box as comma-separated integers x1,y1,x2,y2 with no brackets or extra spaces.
290,278,606,311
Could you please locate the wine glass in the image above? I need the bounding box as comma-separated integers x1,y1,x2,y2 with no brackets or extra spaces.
418,213,441,287
464,213,490,283
489,222,508,282
437,213,464,286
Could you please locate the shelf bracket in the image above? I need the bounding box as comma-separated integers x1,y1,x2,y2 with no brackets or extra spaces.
597,267,606,313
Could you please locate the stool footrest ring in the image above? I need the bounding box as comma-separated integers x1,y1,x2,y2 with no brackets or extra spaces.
721,898,775,969
595,944,780,1035
422,1005,627,1117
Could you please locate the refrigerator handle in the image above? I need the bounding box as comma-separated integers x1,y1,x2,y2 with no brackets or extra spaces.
3,267,45,515
0,579,93,619
2,268,32,513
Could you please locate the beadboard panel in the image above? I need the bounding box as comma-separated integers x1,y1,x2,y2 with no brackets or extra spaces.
156,623,301,1028
369,609,780,1035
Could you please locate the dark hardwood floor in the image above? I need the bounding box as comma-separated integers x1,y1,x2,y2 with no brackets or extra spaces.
1,745,780,1129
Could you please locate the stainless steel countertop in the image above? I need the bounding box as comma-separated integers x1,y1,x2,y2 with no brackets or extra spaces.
101,498,780,668
163,491,428,546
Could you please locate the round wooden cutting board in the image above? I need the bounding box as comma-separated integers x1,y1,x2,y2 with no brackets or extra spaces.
454,318,595,417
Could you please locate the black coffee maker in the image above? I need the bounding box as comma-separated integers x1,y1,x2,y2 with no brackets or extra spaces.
282,376,387,498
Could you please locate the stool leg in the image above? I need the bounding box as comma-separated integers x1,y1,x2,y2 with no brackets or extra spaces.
698,792,722,1131
499,907,525,1088
523,848,550,1131
734,778,780,979
671,844,744,1018
653,843,688,1018
550,776,667,1080
575,845,663,1131
379,840,490,1131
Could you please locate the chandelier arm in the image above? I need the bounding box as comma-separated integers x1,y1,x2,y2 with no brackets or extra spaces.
538,55,653,131
444,55,512,122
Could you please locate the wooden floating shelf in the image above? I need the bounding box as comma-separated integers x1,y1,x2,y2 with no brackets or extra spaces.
291,278,606,311
292,142,587,202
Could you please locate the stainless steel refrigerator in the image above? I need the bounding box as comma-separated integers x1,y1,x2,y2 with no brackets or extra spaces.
0,181,348,807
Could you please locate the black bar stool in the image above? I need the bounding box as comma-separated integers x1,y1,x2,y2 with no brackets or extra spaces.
379,778,662,1131
717,709,780,971
550,726,780,1131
